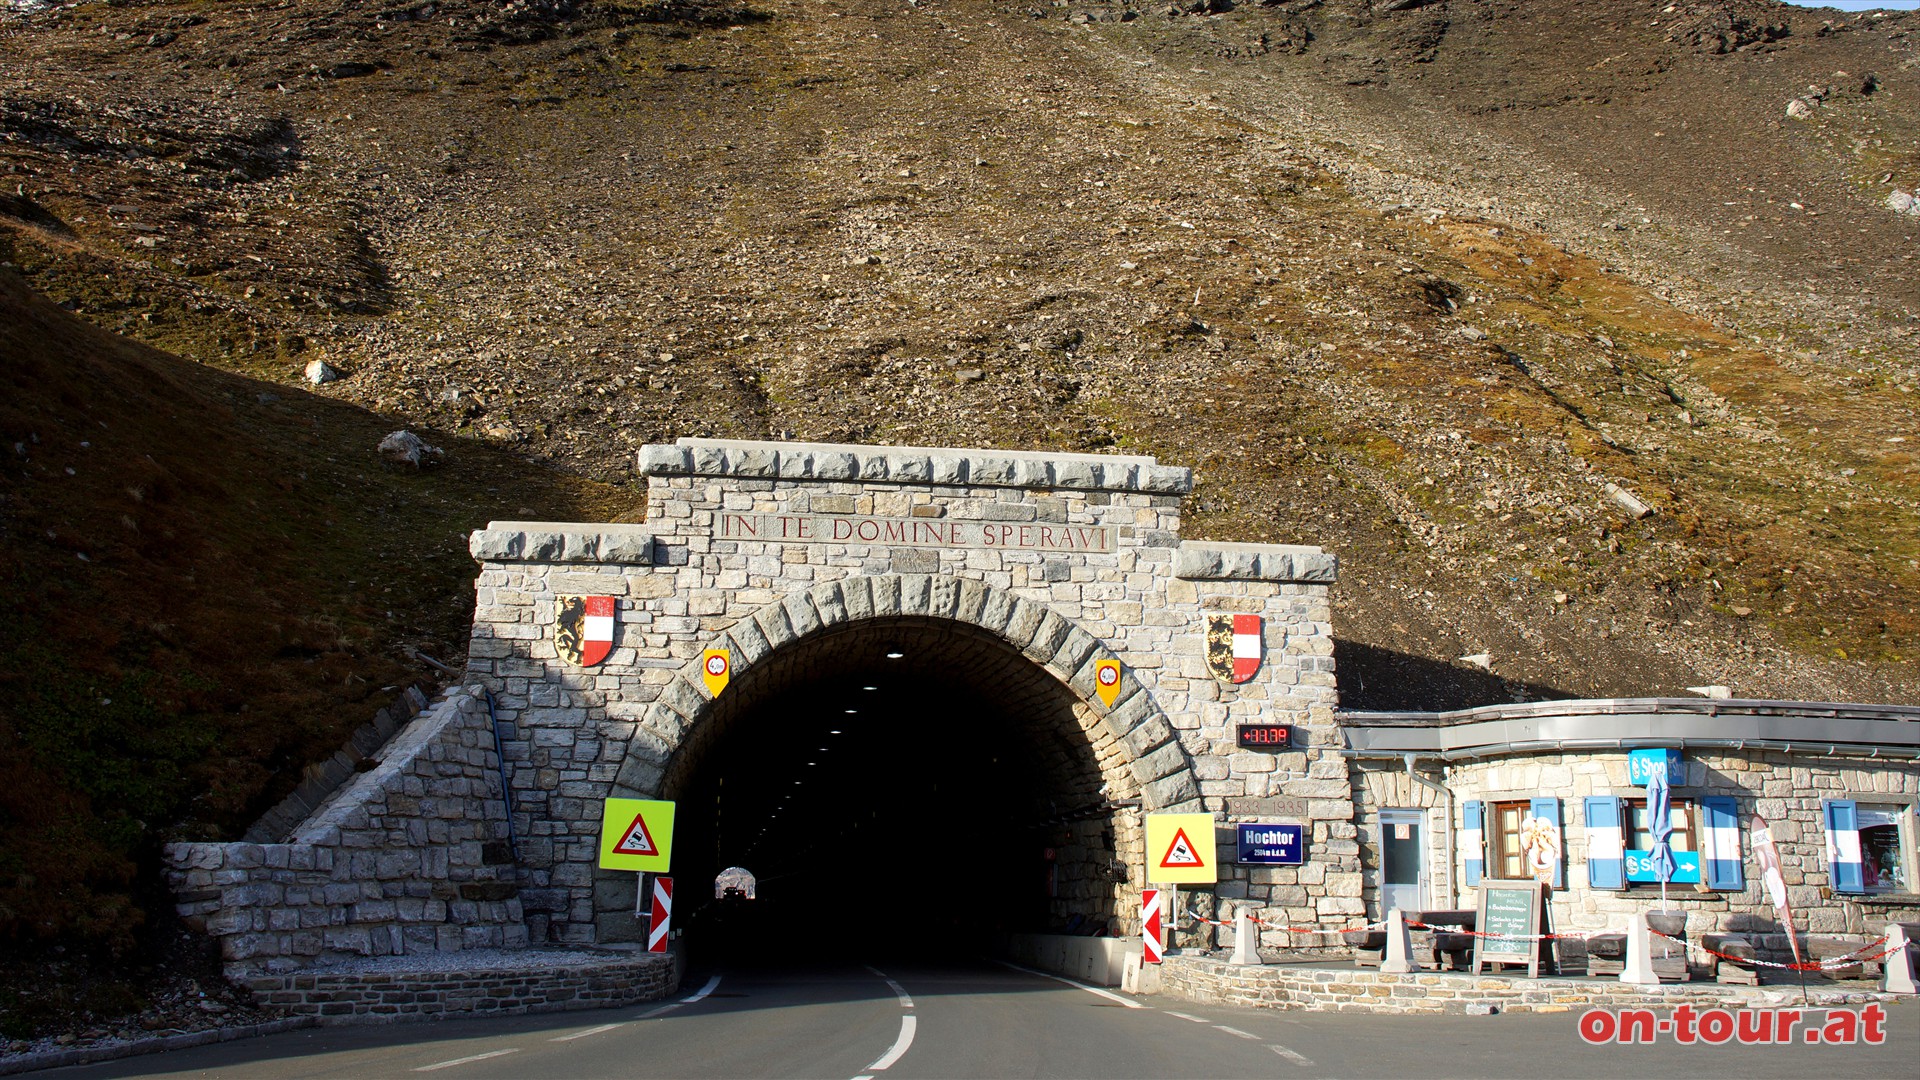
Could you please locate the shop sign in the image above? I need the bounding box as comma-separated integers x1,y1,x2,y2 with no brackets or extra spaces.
1627,748,1684,785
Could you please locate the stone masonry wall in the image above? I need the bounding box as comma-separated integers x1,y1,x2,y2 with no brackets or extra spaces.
241,951,675,1024
1158,954,1904,1015
462,438,1350,947
166,686,527,972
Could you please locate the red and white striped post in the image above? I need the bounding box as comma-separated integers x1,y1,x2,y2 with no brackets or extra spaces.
1142,888,1164,965
648,876,674,953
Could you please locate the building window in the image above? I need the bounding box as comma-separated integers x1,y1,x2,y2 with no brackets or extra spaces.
1623,799,1698,885
1824,799,1916,895
1487,800,1530,880
1859,805,1910,893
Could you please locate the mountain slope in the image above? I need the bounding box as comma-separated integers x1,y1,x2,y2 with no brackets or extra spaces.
0,0,1915,1014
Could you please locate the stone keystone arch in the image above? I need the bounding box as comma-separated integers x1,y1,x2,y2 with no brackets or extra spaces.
606,574,1202,813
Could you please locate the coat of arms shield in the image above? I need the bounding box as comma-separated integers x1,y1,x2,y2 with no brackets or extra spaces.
1205,614,1263,684
555,595,617,667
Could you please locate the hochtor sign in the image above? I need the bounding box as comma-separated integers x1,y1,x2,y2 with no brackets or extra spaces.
716,511,1116,553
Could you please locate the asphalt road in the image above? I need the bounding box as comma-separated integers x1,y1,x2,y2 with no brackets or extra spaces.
50,962,1918,1079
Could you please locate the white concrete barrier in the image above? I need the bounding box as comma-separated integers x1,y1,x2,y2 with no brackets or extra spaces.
1001,933,1132,986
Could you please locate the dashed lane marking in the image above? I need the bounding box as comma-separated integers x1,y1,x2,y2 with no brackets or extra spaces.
863,965,915,1009
1165,1011,1210,1023
1269,1043,1316,1067
550,1023,624,1042
850,966,917,1078
412,1048,520,1072
1215,1025,1261,1040
864,1014,918,1073
993,960,1146,1009
681,974,723,1003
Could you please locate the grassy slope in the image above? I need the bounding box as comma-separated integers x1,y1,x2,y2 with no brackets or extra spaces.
0,267,629,980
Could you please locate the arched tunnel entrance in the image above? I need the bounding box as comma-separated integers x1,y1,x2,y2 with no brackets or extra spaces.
659,617,1146,963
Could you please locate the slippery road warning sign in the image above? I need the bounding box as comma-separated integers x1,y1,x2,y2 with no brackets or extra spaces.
598,798,675,872
1145,812,1217,884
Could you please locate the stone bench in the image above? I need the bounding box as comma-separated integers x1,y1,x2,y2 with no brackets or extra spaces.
1705,933,1760,985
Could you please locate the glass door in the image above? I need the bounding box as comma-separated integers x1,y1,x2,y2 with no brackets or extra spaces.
1379,808,1428,915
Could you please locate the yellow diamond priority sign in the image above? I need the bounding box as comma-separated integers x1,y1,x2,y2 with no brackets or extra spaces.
1145,811,1217,884
598,798,675,873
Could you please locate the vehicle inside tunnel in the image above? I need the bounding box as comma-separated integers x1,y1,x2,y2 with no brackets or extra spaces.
656,617,1145,963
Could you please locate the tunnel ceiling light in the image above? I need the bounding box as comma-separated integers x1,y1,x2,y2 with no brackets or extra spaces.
885,651,904,659
863,685,878,691
844,708,858,715
829,729,842,735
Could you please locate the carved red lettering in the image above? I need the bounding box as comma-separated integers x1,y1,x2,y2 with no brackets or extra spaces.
832,518,853,541
857,520,880,542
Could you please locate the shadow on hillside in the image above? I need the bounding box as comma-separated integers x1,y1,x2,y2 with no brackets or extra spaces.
1334,639,1576,712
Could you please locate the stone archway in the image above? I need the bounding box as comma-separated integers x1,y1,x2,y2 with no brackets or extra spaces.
608,574,1198,813
594,575,1201,944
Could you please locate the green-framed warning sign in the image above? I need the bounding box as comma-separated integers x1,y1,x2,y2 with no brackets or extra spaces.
598,798,676,873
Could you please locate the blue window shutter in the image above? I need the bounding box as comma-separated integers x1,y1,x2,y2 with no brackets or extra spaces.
1823,799,1864,894
1530,796,1565,889
1699,796,1745,891
1462,800,1484,888
1584,795,1626,890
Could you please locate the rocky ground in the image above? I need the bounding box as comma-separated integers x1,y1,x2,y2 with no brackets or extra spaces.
1,0,1916,1043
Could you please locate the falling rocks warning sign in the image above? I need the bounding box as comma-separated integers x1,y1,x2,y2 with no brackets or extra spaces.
1145,811,1218,884
598,798,676,872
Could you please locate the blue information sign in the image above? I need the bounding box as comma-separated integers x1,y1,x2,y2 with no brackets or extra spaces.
1236,822,1305,866
1625,848,1701,884
1626,748,1685,786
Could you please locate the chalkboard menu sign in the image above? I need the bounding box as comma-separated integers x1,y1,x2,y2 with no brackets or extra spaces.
1472,879,1549,977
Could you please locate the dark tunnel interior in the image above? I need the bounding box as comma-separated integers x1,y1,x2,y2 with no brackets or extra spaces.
652,618,1140,963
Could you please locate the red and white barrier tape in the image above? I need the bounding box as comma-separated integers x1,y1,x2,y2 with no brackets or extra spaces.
1648,928,1909,973
1189,911,1911,973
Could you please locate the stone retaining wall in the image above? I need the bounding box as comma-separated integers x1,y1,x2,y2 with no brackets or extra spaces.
1158,955,1902,1014
242,951,675,1023
165,686,527,971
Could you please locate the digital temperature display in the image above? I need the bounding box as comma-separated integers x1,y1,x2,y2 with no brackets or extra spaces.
1236,723,1293,749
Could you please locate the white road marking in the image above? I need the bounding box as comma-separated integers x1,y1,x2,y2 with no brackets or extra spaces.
681,974,723,1003
1215,1025,1261,1040
1269,1043,1316,1067
413,1048,520,1072
864,1015,918,1072
852,966,918,1077
635,1002,683,1020
993,960,1146,1009
862,965,915,1009
1165,1011,1210,1023
550,1022,625,1042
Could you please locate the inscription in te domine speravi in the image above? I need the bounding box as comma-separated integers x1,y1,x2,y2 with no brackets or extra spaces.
714,511,1117,554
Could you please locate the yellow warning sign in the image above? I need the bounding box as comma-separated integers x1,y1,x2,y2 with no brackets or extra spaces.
598,798,675,872
702,649,731,698
1094,658,1122,708
1145,812,1218,884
